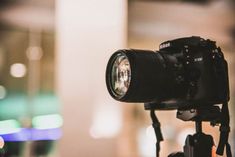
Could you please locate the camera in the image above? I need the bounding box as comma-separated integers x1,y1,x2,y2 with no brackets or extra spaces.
105,37,232,157
106,36,229,110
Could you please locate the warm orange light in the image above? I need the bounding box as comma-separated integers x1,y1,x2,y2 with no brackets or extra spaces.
0,136,4,148
212,145,217,157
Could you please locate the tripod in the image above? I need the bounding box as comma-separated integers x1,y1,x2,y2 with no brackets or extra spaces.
169,107,219,157
146,105,232,157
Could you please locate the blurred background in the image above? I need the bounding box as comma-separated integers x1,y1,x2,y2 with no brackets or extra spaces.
0,0,234,157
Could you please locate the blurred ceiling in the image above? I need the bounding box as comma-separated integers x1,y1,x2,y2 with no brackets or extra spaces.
129,0,228,3
0,0,54,8
128,0,235,49
0,0,55,30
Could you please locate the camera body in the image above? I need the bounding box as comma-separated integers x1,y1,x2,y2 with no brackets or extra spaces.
106,36,229,110
146,37,229,110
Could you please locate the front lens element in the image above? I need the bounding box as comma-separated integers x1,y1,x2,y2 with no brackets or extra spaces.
111,54,131,98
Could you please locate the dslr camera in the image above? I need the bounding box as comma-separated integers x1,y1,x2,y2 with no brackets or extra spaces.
106,36,229,110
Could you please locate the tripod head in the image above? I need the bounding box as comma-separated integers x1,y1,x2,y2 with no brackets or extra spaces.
177,106,221,125
145,104,232,157
170,106,221,157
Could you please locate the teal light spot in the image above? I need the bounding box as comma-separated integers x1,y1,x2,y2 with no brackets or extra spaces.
32,114,63,129
0,119,21,134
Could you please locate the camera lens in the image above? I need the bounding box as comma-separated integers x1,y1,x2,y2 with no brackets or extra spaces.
110,53,131,98
106,49,171,103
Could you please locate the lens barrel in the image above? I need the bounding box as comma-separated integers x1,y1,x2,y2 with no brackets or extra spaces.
106,49,168,102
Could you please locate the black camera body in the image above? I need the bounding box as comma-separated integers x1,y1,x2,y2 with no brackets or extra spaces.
145,36,229,110
106,36,229,110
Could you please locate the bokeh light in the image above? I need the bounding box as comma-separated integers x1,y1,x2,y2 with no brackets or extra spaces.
10,63,27,78
0,85,6,99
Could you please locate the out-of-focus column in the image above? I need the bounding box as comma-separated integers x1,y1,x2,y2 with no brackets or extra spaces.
56,0,127,157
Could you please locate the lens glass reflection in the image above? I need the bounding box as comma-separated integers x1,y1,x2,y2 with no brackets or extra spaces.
111,54,131,97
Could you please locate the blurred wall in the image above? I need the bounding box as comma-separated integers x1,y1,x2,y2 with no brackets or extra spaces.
56,0,127,157
127,1,235,156
56,1,235,157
